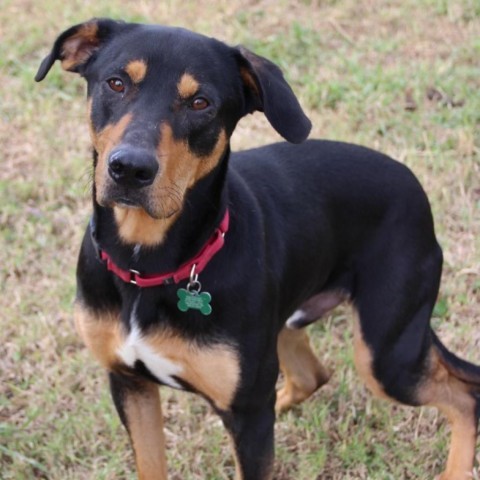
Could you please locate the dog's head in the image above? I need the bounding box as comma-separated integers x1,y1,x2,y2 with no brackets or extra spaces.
36,19,311,243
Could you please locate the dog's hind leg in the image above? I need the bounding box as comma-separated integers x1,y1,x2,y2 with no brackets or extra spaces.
109,373,168,480
353,314,480,479
276,290,346,412
416,334,480,480
276,327,331,412
353,232,479,480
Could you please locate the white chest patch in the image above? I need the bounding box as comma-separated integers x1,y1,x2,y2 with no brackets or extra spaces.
117,319,183,389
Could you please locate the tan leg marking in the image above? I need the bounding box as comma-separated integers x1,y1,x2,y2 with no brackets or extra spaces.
276,327,331,412
419,348,477,480
124,382,167,480
74,303,124,370
177,73,199,99
352,315,392,401
76,306,167,478
125,59,147,84
226,435,243,480
146,330,240,411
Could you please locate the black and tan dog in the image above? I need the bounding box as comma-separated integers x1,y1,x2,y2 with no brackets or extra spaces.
36,18,479,480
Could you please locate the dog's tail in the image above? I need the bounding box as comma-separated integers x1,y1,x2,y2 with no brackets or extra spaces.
431,329,480,393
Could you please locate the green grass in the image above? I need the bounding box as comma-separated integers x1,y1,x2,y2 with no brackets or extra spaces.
1,0,479,478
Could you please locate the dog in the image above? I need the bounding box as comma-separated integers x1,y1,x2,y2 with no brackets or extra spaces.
36,18,480,480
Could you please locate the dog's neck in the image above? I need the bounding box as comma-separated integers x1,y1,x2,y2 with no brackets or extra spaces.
91,148,230,275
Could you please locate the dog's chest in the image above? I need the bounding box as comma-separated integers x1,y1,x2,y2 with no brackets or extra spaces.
75,303,240,411
117,322,184,389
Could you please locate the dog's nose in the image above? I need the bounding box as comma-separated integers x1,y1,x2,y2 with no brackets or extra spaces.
108,148,159,188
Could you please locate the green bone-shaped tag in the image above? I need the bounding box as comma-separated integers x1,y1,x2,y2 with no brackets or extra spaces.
177,288,212,316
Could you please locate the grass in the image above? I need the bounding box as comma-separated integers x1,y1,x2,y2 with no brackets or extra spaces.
1,0,479,478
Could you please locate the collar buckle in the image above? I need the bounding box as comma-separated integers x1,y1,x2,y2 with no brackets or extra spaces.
129,269,140,285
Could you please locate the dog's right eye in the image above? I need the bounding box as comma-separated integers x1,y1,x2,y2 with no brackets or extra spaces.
107,78,125,93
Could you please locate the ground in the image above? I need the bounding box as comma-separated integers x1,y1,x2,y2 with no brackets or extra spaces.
0,0,479,478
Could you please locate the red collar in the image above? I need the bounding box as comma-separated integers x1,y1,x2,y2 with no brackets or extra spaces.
98,210,229,287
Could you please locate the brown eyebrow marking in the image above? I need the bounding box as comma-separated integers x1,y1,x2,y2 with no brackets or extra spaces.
177,73,200,99
125,59,148,84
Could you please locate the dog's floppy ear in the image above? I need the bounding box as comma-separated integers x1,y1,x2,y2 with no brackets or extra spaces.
236,46,311,144
35,18,125,81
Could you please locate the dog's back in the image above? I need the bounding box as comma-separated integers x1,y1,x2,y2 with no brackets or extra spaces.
231,139,436,290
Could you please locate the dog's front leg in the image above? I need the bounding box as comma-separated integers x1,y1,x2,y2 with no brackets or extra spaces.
109,372,167,480
220,400,276,480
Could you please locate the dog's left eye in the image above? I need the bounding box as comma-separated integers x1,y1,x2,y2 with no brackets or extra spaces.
191,97,209,111
107,78,125,93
